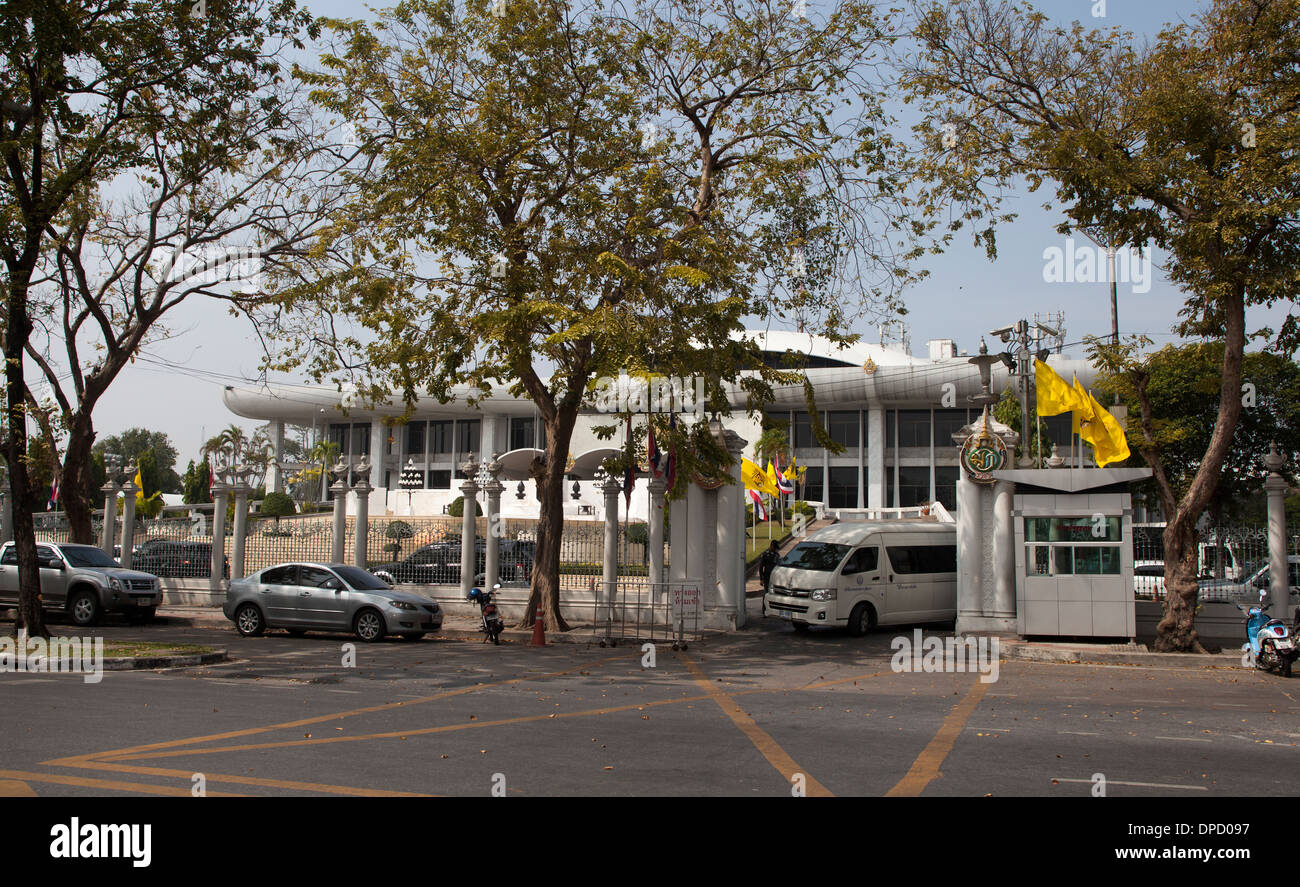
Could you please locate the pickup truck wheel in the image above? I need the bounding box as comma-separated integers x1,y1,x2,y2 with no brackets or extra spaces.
70,591,101,627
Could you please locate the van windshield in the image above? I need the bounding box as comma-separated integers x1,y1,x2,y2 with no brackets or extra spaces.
778,542,850,572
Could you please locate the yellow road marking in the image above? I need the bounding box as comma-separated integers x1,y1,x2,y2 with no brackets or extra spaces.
0,777,37,797
680,653,834,797
53,761,430,797
0,769,243,797
885,678,989,797
45,653,629,768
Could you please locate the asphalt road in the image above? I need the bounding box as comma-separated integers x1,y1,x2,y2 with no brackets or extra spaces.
2,613,1297,797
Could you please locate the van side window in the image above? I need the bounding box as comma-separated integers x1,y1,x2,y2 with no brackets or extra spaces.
842,547,879,575
887,545,957,574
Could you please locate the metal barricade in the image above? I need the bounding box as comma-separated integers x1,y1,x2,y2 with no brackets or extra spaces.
594,579,701,650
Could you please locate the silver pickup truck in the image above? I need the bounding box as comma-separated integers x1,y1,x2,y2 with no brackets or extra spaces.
0,541,163,626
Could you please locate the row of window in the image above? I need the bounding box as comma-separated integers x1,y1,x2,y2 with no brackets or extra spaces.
780,466,961,510
764,408,1075,452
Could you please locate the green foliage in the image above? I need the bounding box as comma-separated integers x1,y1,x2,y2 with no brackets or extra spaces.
791,500,817,518
625,522,649,546
182,459,213,505
447,496,482,518
1097,343,1300,520
992,389,1052,466
95,430,182,494
260,492,296,524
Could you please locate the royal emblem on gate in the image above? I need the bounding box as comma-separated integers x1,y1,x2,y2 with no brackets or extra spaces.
959,427,1007,484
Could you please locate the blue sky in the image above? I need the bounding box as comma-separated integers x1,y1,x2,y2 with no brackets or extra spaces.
80,0,1263,468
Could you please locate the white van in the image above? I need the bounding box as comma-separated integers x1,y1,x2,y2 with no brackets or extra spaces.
764,521,958,635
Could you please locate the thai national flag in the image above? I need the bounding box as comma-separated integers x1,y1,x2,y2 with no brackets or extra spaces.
748,489,767,521
47,477,58,512
774,454,794,495
648,423,664,479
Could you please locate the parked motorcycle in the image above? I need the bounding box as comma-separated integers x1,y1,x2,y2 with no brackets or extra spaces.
1238,589,1296,677
469,583,504,645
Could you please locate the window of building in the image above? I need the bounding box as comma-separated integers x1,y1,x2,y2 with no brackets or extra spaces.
802,466,822,503
456,419,480,455
351,423,370,457
827,466,858,509
932,409,969,447
827,411,860,448
792,411,819,449
405,421,426,462
428,469,451,489
429,421,452,455
897,410,931,448
897,466,930,507
510,417,536,451
935,466,959,510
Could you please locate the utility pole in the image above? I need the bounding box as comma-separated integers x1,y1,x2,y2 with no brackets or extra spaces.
991,317,1062,468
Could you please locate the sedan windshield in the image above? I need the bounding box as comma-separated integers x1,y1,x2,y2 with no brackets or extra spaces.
335,565,394,590
778,542,850,572
61,546,119,568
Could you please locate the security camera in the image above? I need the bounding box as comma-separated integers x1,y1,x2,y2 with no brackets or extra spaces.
989,325,1014,342
1035,322,1061,338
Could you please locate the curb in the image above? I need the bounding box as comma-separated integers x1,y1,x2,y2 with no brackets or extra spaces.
1000,641,1244,670
102,649,229,671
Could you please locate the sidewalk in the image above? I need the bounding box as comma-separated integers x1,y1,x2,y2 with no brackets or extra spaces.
999,638,1245,670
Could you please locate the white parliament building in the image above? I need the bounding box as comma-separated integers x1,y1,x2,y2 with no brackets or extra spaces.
222,330,1099,521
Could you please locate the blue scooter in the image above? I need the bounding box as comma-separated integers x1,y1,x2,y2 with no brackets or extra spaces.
1238,589,1296,677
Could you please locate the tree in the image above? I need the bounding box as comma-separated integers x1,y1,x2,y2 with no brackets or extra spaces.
383,519,415,560
260,490,296,531
93,429,182,495
1100,344,1300,524
1,0,318,636
181,457,212,505
268,0,932,631
902,0,1300,651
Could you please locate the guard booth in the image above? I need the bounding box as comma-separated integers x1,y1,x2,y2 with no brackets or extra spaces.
992,467,1152,639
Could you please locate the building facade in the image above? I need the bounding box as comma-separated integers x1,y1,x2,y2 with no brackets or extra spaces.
222,331,1097,520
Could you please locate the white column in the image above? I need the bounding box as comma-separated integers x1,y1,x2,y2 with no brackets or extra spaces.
119,472,139,570
353,458,373,568
100,482,118,555
210,476,230,580
231,475,251,579
669,485,688,584
648,476,667,588
330,463,348,565
268,421,285,494
1266,472,1289,623
992,480,1016,618
601,474,622,623
867,408,886,510
955,474,983,632
369,421,386,494
459,457,480,598
718,429,748,628
483,456,503,588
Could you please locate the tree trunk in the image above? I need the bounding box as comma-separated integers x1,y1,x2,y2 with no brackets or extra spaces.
1149,285,1246,652
61,413,97,544
5,266,48,639
520,406,579,632
1153,519,1201,652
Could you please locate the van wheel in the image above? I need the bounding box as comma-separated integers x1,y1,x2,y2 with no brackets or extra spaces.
847,603,874,637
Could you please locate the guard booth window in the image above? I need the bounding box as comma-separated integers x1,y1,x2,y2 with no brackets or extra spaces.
1025,516,1122,576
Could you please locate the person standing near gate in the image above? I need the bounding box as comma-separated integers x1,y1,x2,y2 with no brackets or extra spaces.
760,540,781,594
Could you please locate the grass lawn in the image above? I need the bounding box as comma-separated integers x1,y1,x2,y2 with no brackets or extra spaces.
745,520,793,564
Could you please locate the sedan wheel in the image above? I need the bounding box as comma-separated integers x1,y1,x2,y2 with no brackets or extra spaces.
354,609,386,643
70,591,101,627
235,603,265,637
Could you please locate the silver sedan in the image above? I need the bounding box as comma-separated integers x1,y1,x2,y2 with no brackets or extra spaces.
223,562,443,642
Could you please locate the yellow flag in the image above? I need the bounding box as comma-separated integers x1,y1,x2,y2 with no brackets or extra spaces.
1035,359,1080,417
742,458,778,495
1071,377,1094,437
1083,392,1130,467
